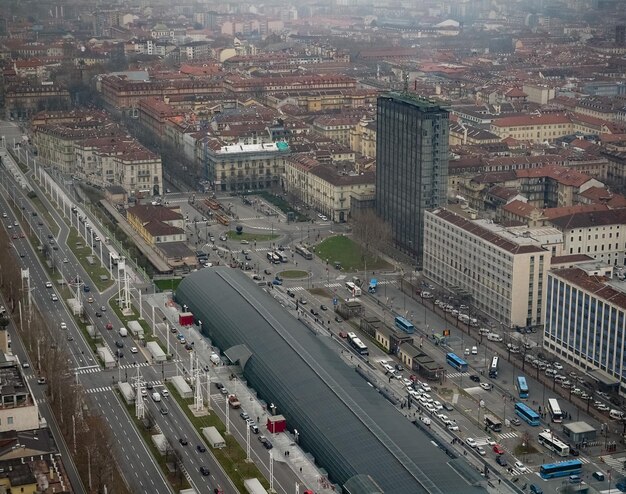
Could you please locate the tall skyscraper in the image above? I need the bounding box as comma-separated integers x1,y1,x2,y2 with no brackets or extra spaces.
376,93,449,269
616,25,625,46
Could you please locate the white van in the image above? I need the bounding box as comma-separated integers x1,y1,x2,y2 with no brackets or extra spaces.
119,327,128,337
478,328,491,335
609,409,624,420
487,333,503,342
152,392,161,402
209,353,220,366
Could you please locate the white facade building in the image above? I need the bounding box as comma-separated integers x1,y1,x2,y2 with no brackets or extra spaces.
424,207,552,328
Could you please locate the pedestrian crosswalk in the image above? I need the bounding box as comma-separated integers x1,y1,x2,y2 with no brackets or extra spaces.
289,286,306,292
447,372,470,378
119,362,152,370
578,457,591,464
497,432,518,440
325,282,341,288
75,366,102,375
86,386,113,394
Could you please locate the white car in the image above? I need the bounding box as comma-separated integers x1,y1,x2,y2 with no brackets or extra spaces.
60,322,67,330
402,378,413,388
432,400,444,411
421,383,432,392
514,461,526,472
447,422,459,431
553,362,564,370
425,403,436,413
466,438,477,448
476,447,486,456
471,346,478,355
419,416,431,426
130,347,138,354
480,383,493,391
409,389,421,399
435,412,448,421
63,258,68,263
45,281,52,288
51,294,58,302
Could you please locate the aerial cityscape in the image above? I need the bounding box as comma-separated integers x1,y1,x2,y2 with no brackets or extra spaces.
0,0,626,493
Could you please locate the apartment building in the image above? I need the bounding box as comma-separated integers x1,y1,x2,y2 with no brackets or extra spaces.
349,117,377,158
490,114,572,142
549,209,626,266
203,139,289,192
424,207,551,327
5,83,71,120
137,97,183,137
544,263,626,395
33,122,125,173
515,166,604,208
74,138,163,196
284,154,375,222
310,115,362,147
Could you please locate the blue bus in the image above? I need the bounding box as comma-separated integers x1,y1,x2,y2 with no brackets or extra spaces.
446,353,468,372
395,316,415,334
539,460,582,479
516,376,529,399
515,402,541,426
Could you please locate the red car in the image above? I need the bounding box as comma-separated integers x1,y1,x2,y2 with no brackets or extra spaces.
338,331,348,339
492,444,505,455
106,323,113,330
12,234,18,239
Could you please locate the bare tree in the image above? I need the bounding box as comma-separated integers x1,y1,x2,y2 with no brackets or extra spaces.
351,209,392,259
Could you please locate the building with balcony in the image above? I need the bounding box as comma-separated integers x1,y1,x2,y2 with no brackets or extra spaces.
424,207,552,327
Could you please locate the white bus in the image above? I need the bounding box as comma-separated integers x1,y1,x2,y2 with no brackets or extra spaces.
538,429,570,457
345,281,362,297
489,356,499,378
547,398,563,423
346,332,369,355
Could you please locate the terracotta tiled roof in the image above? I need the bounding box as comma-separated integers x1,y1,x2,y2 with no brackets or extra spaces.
492,114,570,127
515,166,592,187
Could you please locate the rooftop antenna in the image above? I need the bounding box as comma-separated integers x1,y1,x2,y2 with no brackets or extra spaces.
403,69,409,93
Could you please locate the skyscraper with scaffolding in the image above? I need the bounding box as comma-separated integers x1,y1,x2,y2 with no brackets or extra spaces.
375,92,449,269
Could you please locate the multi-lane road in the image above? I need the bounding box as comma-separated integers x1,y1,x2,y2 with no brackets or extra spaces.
1,121,315,494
